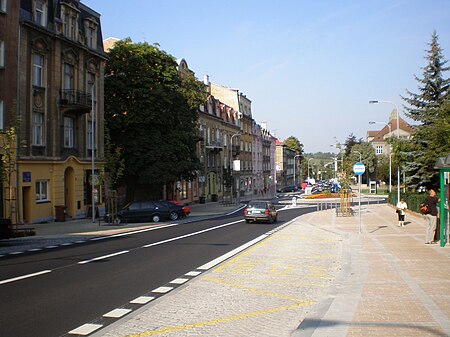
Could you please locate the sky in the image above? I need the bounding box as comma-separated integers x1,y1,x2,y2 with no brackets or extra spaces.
83,0,450,153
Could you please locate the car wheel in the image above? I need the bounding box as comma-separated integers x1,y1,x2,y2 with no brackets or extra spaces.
274,216,278,223
170,212,179,221
152,214,160,222
245,219,251,223
115,217,122,225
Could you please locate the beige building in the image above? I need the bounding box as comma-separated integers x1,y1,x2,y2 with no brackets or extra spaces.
1,1,107,224
210,82,254,199
367,111,413,156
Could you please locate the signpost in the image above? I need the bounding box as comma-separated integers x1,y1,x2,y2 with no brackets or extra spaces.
353,162,366,234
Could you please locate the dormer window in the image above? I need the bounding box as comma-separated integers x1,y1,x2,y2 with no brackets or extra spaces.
34,0,48,27
61,4,79,40
84,18,98,49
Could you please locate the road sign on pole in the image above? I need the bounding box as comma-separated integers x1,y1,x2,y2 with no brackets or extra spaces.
353,162,365,175
352,162,365,234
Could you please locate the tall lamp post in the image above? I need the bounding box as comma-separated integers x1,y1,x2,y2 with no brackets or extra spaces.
230,132,240,204
90,83,96,223
307,158,313,183
293,154,301,187
369,100,400,203
369,121,392,193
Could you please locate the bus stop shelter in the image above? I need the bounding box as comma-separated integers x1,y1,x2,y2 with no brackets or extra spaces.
435,153,450,247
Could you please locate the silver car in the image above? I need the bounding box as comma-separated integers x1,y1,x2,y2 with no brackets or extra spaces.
244,201,278,223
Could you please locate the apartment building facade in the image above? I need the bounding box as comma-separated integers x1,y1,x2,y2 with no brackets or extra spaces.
1,0,107,224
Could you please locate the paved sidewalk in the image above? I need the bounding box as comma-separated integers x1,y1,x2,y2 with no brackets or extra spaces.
91,204,450,337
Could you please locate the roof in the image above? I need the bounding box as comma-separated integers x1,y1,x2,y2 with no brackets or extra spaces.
368,118,413,142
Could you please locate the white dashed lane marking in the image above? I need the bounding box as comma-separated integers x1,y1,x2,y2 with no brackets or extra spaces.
68,323,103,335
103,308,132,318
130,296,155,304
153,286,173,293
0,270,52,285
78,250,129,265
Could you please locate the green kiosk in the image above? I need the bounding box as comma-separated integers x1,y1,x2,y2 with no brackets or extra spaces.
435,154,450,247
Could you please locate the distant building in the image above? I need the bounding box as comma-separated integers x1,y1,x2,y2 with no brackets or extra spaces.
367,110,413,156
275,140,296,189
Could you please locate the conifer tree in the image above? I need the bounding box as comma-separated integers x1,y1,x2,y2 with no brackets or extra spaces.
401,31,450,189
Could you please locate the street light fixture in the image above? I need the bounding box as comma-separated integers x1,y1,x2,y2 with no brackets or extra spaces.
369,121,392,193
369,100,401,203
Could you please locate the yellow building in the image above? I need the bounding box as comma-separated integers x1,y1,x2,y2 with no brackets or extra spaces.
1,1,107,224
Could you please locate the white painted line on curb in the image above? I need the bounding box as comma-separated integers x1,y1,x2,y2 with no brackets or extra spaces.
130,296,155,304
170,278,188,285
9,251,24,255
61,243,73,246
152,286,173,293
185,271,201,277
45,245,58,249
68,323,103,335
78,250,129,265
198,234,268,270
0,270,52,285
28,248,42,252
103,308,132,318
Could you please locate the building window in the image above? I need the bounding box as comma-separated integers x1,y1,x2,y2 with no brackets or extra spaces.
35,0,48,27
0,0,6,13
64,116,74,148
0,40,4,67
376,146,383,155
32,54,44,87
33,112,44,145
35,180,49,202
0,100,3,130
63,63,74,90
87,26,96,48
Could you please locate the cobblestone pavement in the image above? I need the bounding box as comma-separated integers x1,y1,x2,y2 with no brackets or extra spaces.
92,204,450,337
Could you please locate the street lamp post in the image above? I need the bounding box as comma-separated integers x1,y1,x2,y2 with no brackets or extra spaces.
293,155,301,187
369,121,392,193
91,83,96,223
230,132,240,204
369,100,401,203
307,158,313,183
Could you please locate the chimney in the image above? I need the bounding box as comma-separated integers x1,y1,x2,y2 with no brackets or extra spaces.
203,74,210,86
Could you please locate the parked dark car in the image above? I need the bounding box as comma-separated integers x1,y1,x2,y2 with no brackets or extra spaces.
117,201,184,224
279,185,299,193
243,200,278,223
158,200,188,217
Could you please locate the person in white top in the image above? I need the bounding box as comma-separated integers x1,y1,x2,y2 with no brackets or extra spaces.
396,198,408,227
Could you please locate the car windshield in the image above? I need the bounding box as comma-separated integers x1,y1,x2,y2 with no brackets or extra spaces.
248,202,268,209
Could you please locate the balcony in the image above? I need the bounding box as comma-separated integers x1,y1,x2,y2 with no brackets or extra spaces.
205,140,223,153
60,89,91,114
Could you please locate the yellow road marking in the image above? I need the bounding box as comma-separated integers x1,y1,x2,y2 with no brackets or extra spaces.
123,302,313,337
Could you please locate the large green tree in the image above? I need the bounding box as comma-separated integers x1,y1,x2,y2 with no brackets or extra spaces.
284,136,304,155
401,31,450,189
105,39,205,200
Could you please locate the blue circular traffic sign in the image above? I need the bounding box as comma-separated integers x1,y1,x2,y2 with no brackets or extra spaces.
353,162,365,175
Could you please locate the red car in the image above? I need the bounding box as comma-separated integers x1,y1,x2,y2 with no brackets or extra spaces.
168,200,190,216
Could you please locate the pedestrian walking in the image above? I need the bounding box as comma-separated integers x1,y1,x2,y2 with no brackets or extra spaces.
396,198,407,227
423,189,440,244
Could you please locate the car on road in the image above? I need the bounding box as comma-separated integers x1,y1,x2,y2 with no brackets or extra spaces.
278,185,299,193
243,200,278,223
117,201,184,223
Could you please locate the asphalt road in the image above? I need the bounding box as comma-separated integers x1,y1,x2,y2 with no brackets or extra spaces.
0,201,314,337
